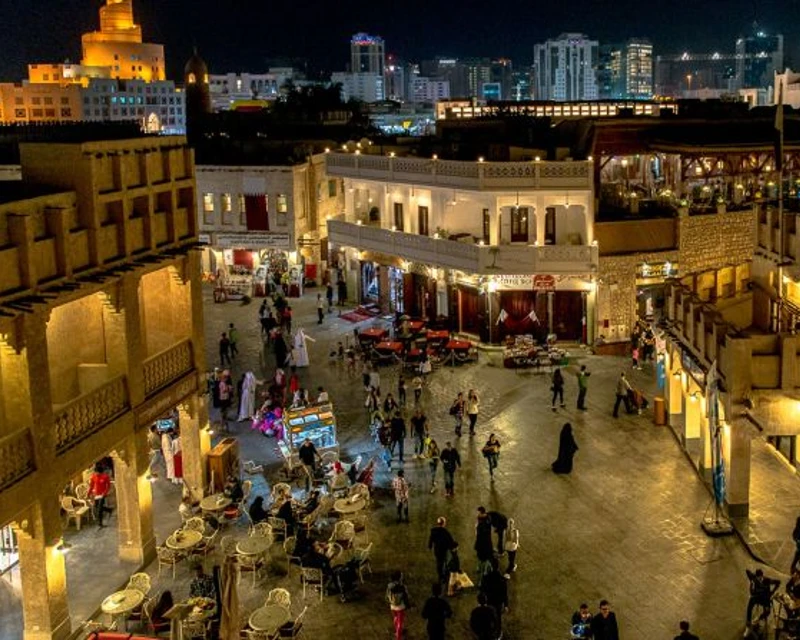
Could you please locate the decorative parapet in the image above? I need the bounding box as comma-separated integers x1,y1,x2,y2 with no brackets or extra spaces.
54,376,129,453
0,429,35,492
143,339,193,396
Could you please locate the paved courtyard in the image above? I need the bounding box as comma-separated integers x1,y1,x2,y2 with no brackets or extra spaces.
3,285,799,639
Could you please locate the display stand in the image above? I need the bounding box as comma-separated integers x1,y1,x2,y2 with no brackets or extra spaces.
284,403,338,453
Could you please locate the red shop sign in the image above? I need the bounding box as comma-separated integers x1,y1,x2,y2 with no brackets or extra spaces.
533,275,556,291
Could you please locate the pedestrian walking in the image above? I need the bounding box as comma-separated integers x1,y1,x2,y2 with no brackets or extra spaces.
389,410,407,464
219,332,231,366
592,600,620,640
426,438,440,493
420,353,432,379
674,620,700,640
467,389,480,436
398,375,407,406
480,558,509,637
411,408,429,458
384,393,399,415
551,366,565,410
326,282,334,311
228,323,239,357
613,372,632,417
386,571,410,640
552,423,578,474
362,361,372,391
503,518,519,577
486,509,508,556
264,311,276,344
440,441,461,497
474,507,494,579
469,592,498,640
365,387,380,414
316,293,324,324
428,516,456,583
450,392,466,437
421,582,453,640
369,367,382,396
87,463,113,527
298,438,322,493
412,375,424,404
337,276,347,306
273,331,288,367
571,604,593,639
481,433,501,478
392,469,410,523
576,364,590,410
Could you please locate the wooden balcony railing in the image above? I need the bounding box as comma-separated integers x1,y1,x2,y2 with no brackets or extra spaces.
143,339,193,396
0,429,35,492
54,376,129,454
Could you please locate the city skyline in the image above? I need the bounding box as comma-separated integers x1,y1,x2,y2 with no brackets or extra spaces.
0,0,796,81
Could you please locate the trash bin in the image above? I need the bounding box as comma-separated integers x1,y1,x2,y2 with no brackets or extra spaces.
653,396,666,425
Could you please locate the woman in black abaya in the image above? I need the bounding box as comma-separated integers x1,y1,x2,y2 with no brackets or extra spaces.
551,423,578,474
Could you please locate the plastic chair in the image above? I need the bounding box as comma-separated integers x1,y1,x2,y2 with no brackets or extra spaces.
74,484,94,520
354,542,373,583
268,517,288,541
283,537,302,577
61,495,90,531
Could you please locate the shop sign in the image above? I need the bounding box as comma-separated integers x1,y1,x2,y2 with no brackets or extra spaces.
495,275,534,290
198,234,211,244
214,232,291,250
533,275,556,291
681,349,706,387
134,372,197,428
637,261,678,279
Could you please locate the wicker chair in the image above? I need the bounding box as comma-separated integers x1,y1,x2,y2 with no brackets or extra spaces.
347,482,371,505
346,513,369,543
220,535,239,556
266,587,292,609
283,536,302,577
156,546,183,580
61,496,90,531
267,517,288,541
328,473,350,498
184,517,206,533
320,451,339,466
300,567,324,601
126,572,152,595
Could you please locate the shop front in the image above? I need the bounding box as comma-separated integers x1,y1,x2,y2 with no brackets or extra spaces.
637,260,678,321
200,231,302,298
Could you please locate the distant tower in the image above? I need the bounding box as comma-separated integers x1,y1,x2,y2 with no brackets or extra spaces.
184,48,211,140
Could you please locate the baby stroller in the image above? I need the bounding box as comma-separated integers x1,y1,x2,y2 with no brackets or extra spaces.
627,387,649,415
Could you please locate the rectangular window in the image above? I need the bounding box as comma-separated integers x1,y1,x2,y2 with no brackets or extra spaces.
418,205,429,236
328,179,337,197
202,193,214,213
545,207,556,244
510,206,529,243
277,194,288,213
482,208,490,244
393,202,404,231
244,195,269,231
221,193,233,224
238,195,247,225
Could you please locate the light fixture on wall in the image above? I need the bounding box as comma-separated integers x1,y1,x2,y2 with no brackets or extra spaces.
410,187,416,200
449,190,457,206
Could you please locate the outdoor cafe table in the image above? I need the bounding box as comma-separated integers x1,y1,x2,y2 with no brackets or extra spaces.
359,327,387,341
333,496,366,515
166,529,203,551
200,493,231,513
444,339,473,352
426,329,450,341
101,589,144,629
407,320,426,333
237,536,272,556
373,341,403,355
249,604,291,633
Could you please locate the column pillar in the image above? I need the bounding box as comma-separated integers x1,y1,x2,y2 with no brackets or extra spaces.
546,291,554,334
178,394,212,502
725,423,751,518
17,498,70,640
112,435,156,565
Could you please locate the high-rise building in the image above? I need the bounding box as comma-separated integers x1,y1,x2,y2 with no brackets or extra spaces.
80,0,166,81
350,33,385,76
655,52,737,97
331,72,385,102
385,55,407,102
735,27,783,90
534,33,599,101
623,39,653,99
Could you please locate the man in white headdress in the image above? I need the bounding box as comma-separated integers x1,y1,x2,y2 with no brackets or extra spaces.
292,328,315,368
237,371,259,421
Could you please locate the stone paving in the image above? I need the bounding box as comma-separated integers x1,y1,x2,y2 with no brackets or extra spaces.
3,286,800,639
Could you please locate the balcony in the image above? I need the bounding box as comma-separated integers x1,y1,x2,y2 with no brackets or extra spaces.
143,339,194,396
327,219,598,275
53,375,130,454
0,429,35,492
325,153,592,191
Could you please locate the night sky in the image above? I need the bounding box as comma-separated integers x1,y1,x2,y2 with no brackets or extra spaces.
0,0,798,80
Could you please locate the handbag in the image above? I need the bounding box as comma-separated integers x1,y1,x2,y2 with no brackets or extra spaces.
455,572,474,589
449,404,458,416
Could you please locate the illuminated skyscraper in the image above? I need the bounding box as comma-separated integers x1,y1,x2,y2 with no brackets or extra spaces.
350,33,385,76
735,27,783,90
534,33,599,101
623,39,653,99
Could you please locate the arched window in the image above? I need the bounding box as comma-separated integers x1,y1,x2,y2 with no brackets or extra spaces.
187,73,196,84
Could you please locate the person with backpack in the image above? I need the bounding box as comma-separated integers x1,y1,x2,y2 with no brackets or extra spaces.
450,392,466,436
421,582,453,640
551,366,565,410
386,571,410,640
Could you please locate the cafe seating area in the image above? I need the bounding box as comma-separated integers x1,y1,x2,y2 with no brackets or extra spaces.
81,449,376,640
502,334,571,370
